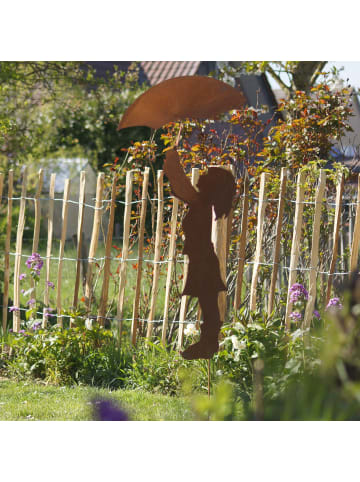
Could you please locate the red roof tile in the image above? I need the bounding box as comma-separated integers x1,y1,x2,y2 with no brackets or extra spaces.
140,61,201,85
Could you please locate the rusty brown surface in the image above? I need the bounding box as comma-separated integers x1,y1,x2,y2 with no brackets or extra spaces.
164,149,235,359
118,75,241,359
118,75,245,130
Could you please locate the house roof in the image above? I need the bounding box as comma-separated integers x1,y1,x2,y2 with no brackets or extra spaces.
140,61,201,85
84,61,208,87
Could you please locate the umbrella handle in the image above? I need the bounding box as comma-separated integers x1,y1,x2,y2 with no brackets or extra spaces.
175,123,183,147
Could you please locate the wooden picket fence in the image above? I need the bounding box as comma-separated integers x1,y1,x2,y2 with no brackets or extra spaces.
0,165,358,347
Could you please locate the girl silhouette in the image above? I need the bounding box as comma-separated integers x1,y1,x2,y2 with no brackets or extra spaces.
164,149,236,360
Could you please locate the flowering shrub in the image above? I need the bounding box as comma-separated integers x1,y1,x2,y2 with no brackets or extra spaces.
326,297,343,312
2,325,131,387
9,252,56,326
290,312,302,323
288,283,321,325
184,323,199,337
25,252,43,277
289,283,309,303
213,309,288,400
259,80,353,170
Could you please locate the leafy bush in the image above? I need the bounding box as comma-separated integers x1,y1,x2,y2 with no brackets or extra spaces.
1,324,131,388
213,309,287,399
124,340,209,396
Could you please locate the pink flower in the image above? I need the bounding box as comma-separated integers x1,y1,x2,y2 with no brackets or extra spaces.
290,311,302,322
289,283,309,302
326,298,342,311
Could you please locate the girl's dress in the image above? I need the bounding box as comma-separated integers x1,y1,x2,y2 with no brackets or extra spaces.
181,196,226,297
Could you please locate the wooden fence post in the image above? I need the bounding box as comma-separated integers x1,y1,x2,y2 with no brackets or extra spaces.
13,167,27,332
43,173,56,328
234,171,249,310
161,195,179,346
0,173,3,204
225,164,237,263
56,179,71,328
3,170,13,332
117,170,134,339
285,170,306,330
350,174,360,274
211,166,233,325
146,170,164,339
131,167,150,346
0,173,5,330
97,175,117,326
85,172,105,312
249,172,270,312
72,171,86,311
268,168,287,316
30,168,43,313
303,170,326,329
326,172,344,304
177,168,199,350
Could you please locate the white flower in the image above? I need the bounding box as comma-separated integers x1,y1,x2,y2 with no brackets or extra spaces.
234,322,245,332
231,335,246,356
85,318,93,330
231,335,241,350
184,323,199,337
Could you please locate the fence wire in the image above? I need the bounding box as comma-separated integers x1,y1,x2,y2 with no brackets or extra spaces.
2,305,199,325
1,172,358,335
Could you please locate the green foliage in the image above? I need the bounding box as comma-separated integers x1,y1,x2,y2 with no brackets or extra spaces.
259,80,353,171
214,310,287,401
244,61,328,96
191,380,243,420
123,339,209,396
0,61,146,175
2,325,131,388
40,64,146,170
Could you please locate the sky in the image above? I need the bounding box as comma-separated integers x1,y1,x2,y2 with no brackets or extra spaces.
328,62,360,89
267,61,360,92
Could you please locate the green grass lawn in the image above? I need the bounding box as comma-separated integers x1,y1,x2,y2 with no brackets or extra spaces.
0,378,194,421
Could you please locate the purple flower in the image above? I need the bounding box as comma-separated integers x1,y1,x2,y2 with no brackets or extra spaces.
26,252,43,274
44,307,55,318
19,329,26,334
21,289,25,294
19,273,26,281
92,399,129,421
32,321,42,330
289,283,309,302
290,311,302,322
9,329,13,333
46,281,55,289
8,306,20,312
313,310,321,319
326,298,343,311
26,298,36,306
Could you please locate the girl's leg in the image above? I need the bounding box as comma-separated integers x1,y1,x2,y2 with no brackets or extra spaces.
181,293,222,360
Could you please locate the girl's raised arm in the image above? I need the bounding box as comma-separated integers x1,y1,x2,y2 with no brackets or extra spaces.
164,149,198,204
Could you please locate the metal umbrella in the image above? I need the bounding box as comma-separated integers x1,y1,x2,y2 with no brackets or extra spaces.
118,75,245,130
